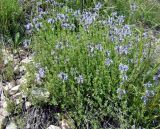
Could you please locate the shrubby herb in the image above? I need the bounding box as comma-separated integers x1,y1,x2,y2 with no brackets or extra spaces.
0,0,158,128
22,1,160,128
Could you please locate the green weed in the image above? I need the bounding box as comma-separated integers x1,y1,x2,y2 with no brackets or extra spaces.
0,0,25,45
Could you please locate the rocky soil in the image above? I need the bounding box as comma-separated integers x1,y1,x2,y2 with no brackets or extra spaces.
0,47,71,129
0,48,32,129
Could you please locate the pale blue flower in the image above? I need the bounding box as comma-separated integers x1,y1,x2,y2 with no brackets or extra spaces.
32,17,39,24
23,39,31,48
115,45,123,54
94,2,102,11
25,23,33,30
121,74,128,81
105,50,111,57
144,81,152,88
55,42,63,49
141,89,155,104
47,18,55,23
111,12,117,17
142,32,148,38
75,75,84,84
130,3,137,11
119,63,129,72
73,10,80,17
153,75,159,85
58,72,68,81
95,44,103,51
117,88,126,99
145,90,155,97
35,22,43,31
57,13,68,22
141,96,147,105
38,7,43,12
105,58,113,66
117,15,125,24
38,68,45,78
36,74,41,82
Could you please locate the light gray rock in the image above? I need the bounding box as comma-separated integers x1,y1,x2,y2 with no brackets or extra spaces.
0,104,9,129
60,119,71,129
31,88,50,98
19,65,26,72
4,82,15,91
47,125,61,129
21,56,33,64
12,92,22,99
6,121,17,129
14,65,19,72
16,76,27,85
19,50,26,60
15,99,20,105
9,85,20,95
25,101,31,109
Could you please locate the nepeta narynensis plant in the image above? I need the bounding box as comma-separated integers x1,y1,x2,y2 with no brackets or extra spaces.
25,1,160,128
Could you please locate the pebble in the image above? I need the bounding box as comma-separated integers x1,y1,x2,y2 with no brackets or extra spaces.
47,125,61,129
0,48,33,129
3,82,15,91
21,57,32,64
6,121,17,129
12,92,22,99
16,76,27,85
9,85,20,95
19,65,26,72
26,101,32,109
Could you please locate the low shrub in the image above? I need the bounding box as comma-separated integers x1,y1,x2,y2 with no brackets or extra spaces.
23,2,160,128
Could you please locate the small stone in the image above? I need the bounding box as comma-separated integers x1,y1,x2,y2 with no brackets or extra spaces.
16,76,27,85
47,125,61,129
2,80,7,86
21,55,33,64
2,101,7,108
4,82,14,91
14,74,22,80
19,65,26,72
3,85,9,91
0,108,9,128
13,54,19,59
6,121,17,129
25,101,31,109
3,56,13,65
31,88,50,98
9,85,20,95
12,92,22,99
13,58,21,65
21,70,26,76
19,49,26,57
0,63,4,71
15,99,20,105
14,65,19,72
10,80,16,87
60,120,71,129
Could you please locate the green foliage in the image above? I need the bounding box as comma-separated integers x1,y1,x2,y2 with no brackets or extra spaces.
2,0,159,128
56,0,160,27
108,0,160,27
56,0,98,10
0,46,3,66
6,99,16,114
25,16,160,128
0,0,24,43
14,116,26,129
3,61,14,81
